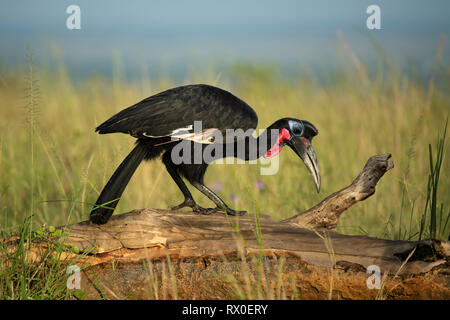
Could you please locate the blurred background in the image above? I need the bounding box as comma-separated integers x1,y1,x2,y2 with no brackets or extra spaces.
1,0,449,80
0,0,448,240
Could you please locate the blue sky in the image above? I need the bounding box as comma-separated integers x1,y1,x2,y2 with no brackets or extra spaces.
0,0,448,80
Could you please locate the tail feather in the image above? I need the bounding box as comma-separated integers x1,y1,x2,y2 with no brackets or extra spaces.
90,144,148,224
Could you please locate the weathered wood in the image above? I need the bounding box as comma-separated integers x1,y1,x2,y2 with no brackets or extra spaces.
63,209,449,299
64,209,448,274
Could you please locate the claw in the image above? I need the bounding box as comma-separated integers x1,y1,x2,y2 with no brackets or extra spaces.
170,198,196,211
171,198,218,215
225,209,246,216
213,205,246,216
171,198,245,216
193,206,217,215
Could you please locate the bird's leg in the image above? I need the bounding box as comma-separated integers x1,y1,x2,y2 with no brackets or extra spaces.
163,158,195,210
163,154,215,214
190,181,246,216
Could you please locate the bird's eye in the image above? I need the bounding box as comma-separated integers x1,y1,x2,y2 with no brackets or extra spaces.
291,122,304,136
288,120,304,137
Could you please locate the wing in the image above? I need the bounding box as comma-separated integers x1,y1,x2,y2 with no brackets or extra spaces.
96,84,258,143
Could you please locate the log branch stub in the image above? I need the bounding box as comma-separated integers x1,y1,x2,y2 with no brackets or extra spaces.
284,153,394,229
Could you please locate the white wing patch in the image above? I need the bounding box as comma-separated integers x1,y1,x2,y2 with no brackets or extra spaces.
173,128,219,144
143,125,219,144
142,125,193,138
170,125,193,136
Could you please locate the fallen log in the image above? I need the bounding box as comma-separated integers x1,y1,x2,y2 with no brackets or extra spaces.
6,154,450,299
64,208,449,299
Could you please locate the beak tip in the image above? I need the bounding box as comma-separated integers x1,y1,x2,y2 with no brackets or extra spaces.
291,137,321,194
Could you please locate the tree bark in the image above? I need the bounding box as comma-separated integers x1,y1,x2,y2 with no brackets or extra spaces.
63,208,449,299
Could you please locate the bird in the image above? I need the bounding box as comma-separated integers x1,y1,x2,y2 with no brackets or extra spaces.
90,84,320,224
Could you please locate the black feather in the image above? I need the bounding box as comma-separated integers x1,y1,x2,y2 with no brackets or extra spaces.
95,84,258,139
89,143,149,224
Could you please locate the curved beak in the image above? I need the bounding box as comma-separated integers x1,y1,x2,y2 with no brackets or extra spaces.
288,137,321,192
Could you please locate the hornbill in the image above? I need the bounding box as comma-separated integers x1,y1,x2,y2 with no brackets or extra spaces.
90,84,320,224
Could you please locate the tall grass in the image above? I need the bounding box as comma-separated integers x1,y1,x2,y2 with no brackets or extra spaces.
419,119,448,240
0,214,87,299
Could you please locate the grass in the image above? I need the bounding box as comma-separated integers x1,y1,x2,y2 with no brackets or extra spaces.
419,118,448,240
0,44,448,299
0,214,88,299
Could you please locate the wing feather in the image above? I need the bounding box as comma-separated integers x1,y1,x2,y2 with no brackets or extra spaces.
96,84,258,142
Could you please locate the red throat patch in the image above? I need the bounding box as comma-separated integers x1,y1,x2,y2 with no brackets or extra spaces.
264,128,291,158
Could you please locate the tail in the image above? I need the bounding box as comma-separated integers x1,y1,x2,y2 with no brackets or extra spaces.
90,144,148,224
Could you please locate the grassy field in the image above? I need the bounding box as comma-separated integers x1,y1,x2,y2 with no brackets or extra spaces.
0,49,449,243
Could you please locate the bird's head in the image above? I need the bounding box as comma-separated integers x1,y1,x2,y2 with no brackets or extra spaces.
265,118,321,192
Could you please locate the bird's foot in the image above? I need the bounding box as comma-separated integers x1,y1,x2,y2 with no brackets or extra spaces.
192,204,219,215
171,199,217,215
214,206,246,216
170,199,245,216
170,198,196,211
225,208,247,216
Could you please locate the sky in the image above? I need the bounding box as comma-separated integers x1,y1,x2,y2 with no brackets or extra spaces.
0,0,449,80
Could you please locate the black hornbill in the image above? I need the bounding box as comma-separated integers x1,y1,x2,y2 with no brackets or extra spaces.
90,84,320,224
